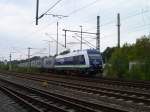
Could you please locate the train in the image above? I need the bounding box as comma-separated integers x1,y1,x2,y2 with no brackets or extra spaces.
18,49,103,75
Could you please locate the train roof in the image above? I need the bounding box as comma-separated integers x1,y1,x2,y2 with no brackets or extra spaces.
56,49,100,59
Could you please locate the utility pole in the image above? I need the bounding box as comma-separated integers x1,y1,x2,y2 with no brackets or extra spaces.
62,28,96,49
48,42,50,57
64,30,67,48
117,13,120,48
46,41,51,57
56,22,59,55
36,0,39,25
28,47,31,68
96,16,100,51
9,53,12,71
43,40,53,57
80,25,83,50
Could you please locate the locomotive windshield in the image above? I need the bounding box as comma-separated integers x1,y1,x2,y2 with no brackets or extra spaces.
87,49,103,66
88,54,102,60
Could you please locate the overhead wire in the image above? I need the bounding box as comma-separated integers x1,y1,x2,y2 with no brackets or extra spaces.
45,33,70,50
66,0,101,16
74,33,96,48
11,1,150,56
37,1,150,40
71,35,94,48
86,9,150,31
39,0,63,18
31,48,47,56
21,1,150,55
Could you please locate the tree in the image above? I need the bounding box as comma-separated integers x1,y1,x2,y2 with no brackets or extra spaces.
105,35,150,80
109,44,131,78
102,47,116,63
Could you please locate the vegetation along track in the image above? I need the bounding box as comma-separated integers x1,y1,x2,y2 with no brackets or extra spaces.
1,72,150,109
0,77,130,112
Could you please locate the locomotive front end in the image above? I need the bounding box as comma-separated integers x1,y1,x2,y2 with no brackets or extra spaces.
87,49,103,73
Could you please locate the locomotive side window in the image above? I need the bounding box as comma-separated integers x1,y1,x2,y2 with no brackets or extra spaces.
78,55,85,64
64,57,73,61
55,58,64,65
55,55,85,65
73,56,78,65
73,55,85,65
64,57,73,65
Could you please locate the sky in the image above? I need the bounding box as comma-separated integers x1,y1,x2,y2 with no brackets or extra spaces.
0,0,150,61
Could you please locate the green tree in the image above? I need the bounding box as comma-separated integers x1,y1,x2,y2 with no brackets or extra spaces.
102,47,116,63
105,35,150,80
109,44,131,78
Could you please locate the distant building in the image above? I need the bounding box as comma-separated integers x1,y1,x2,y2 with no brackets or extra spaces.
129,61,144,71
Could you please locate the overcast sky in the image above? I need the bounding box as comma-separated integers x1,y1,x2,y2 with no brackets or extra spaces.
0,0,150,60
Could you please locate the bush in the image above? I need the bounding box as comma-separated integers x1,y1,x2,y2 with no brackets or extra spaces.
0,64,41,74
104,36,150,80
0,64,9,71
127,65,145,80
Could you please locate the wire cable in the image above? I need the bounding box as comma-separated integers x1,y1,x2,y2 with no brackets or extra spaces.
40,0,63,18
67,0,101,16
74,33,96,47
71,36,94,48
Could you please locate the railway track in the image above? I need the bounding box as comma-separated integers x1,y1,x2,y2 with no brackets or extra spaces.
1,71,150,89
23,71,150,88
0,72,150,111
43,74,150,89
0,77,130,112
16,74,150,106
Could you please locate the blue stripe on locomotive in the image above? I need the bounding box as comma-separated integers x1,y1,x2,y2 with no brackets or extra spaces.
55,55,86,66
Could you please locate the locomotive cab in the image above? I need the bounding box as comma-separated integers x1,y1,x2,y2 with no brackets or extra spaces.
87,49,103,73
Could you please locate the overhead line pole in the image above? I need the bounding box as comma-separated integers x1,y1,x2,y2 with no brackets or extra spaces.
43,40,53,57
28,47,31,68
96,16,100,51
36,0,39,25
48,42,50,57
117,13,121,48
63,30,67,48
36,0,66,24
65,30,67,48
80,26,83,50
9,52,16,71
74,33,96,48
9,53,12,71
56,22,59,55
